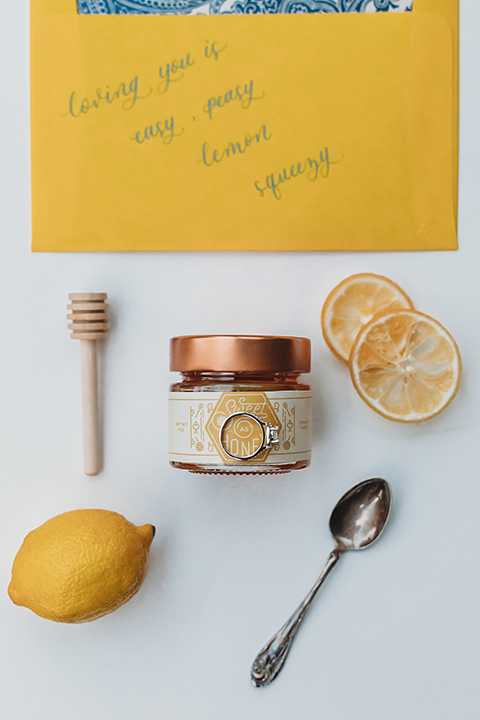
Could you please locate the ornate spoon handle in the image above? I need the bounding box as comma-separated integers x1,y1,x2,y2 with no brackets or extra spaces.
251,548,342,687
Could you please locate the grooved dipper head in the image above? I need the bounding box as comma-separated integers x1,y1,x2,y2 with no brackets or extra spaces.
67,293,110,340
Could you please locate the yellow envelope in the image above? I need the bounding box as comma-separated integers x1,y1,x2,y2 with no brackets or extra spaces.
31,0,458,251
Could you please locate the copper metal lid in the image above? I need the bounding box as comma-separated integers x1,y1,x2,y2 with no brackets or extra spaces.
170,335,311,373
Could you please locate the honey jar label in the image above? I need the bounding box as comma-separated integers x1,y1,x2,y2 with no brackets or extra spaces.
169,391,312,465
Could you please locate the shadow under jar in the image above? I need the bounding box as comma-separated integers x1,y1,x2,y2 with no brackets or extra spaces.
169,335,312,475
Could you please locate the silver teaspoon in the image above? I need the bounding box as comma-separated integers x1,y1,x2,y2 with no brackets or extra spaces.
251,477,392,687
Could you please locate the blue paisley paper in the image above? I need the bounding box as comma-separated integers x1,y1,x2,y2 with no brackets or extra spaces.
77,0,413,16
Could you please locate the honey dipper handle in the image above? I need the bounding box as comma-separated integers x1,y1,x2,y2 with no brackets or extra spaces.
80,339,101,476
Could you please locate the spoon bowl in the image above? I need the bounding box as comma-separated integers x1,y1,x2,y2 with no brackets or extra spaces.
330,478,392,551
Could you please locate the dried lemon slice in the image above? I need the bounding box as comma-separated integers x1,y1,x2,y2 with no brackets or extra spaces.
322,273,414,362
349,310,461,423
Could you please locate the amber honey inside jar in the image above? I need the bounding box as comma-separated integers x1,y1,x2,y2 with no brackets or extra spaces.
169,336,312,475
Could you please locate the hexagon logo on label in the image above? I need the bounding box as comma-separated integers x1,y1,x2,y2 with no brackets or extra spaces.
205,392,281,463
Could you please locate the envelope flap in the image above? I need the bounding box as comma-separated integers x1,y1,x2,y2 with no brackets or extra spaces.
33,0,78,16
415,0,458,33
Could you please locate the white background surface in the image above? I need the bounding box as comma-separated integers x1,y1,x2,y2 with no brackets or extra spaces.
1,2,480,719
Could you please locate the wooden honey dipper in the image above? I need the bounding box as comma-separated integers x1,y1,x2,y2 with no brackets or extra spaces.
67,293,110,476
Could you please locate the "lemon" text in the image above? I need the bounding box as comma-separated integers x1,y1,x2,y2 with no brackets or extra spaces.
201,125,272,166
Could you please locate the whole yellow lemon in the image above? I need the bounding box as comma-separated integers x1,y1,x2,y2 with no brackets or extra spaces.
8,509,155,623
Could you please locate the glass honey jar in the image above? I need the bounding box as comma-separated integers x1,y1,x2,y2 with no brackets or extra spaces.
169,335,312,474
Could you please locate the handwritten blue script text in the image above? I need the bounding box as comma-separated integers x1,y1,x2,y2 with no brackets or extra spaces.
158,55,195,95
254,148,341,199
203,81,264,119
133,116,184,145
201,125,272,166
68,76,151,117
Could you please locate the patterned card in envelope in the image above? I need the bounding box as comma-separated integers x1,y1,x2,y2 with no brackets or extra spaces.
77,0,414,16
31,0,458,251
